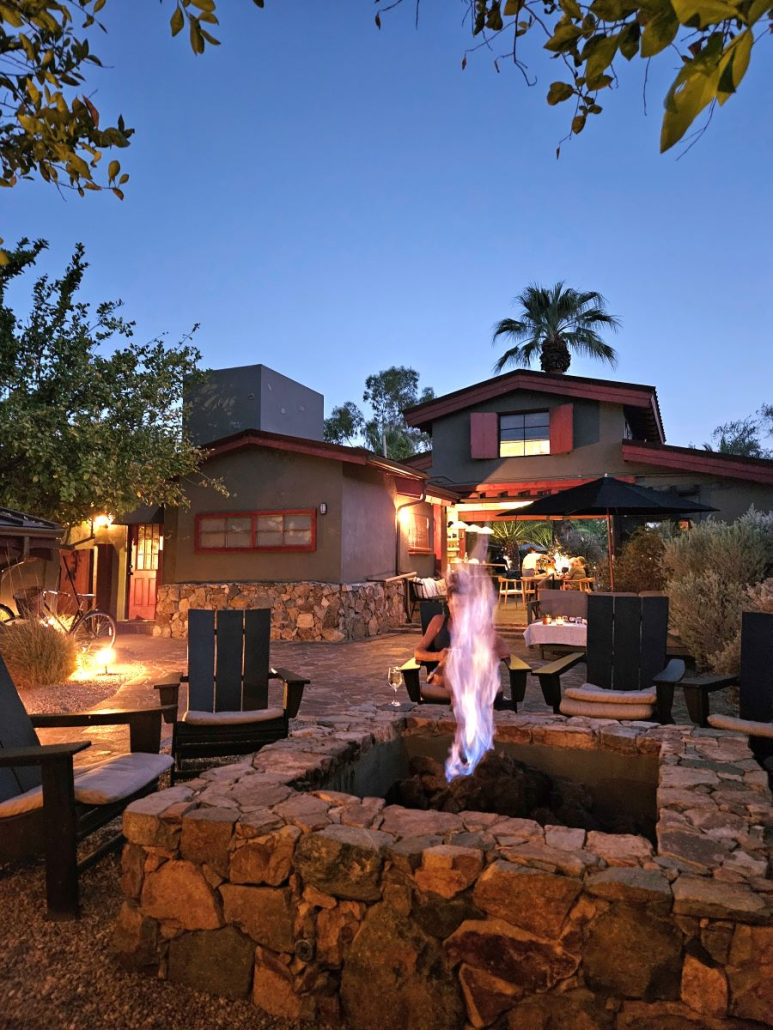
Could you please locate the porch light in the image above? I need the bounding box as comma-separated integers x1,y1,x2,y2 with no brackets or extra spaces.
398,508,413,526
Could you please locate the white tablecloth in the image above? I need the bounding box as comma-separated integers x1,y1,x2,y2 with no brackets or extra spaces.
523,622,587,648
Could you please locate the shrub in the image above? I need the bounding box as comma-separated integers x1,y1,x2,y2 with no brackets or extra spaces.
660,509,773,673
611,526,667,593
0,620,78,689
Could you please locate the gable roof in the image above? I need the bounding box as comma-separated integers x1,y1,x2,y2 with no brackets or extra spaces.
404,369,665,443
622,440,773,486
202,428,427,481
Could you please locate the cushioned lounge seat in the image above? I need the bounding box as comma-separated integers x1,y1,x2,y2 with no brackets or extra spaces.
182,707,285,726
707,714,773,739
560,681,656,720
0,752,173,819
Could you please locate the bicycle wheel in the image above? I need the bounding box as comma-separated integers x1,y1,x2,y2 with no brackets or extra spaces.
71,609,117,655
0,603,16,625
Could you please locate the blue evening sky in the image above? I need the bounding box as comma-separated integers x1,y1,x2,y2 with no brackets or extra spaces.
3,3,771,447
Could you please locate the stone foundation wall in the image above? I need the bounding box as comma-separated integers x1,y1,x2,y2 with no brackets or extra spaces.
114,708,773,1028
154,580,406,642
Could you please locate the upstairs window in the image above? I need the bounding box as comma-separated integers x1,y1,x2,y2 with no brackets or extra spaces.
195,510,316,552
499,411,551,457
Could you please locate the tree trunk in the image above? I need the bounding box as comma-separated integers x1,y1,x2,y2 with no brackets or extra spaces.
540,337,571,374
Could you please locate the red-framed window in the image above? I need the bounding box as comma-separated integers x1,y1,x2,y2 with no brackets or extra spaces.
194,510,317,553
408,513,431,552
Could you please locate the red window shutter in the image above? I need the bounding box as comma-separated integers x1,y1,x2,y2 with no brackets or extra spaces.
549,404,574,454
470,412,498,458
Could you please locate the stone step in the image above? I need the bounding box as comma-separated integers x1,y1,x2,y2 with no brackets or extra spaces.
116,620,157,636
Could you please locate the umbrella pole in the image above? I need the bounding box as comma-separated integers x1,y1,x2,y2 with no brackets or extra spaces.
606,511,615,590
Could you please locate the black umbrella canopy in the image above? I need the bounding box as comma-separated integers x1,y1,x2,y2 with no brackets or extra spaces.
498,476,717,519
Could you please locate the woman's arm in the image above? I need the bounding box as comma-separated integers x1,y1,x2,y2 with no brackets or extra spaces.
414,614,447,663
493,633,510,661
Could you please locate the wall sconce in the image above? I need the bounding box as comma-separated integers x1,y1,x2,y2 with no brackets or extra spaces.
319,503,328,515
93,514,114,530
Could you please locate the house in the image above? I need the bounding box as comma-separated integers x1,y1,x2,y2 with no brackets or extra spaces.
402,368,773,532
51,365,453,640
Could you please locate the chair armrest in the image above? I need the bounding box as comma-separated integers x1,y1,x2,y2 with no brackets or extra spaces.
652,659,686,685
271,667,309,719
506,655,531,674
533,652,586,680
0,741,91,767
679,673,738,691
400,657,422,703
30,707,175,754
401,658,421,673
504,654,530,706
154,675,182,722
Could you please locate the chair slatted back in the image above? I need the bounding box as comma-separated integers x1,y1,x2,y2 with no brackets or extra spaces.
0,655,42,801
740,611,773,723
188,609,271,713
587,593,668,692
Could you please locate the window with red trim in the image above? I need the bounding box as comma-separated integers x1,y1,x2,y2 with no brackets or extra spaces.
195,510,316,552
408,513,431,552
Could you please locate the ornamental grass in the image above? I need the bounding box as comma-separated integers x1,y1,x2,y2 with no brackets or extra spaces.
0,619,78,689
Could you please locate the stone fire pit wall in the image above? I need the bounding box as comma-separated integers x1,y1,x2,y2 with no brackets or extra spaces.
154,580,406,641
114,709,773,1029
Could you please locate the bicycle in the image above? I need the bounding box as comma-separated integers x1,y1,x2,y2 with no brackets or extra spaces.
0,585,116,656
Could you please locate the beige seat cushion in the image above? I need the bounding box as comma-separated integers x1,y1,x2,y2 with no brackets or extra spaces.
565,683,657,705
0,752,173,819
707,714,773,739
560,699,655,720
183,707,285,726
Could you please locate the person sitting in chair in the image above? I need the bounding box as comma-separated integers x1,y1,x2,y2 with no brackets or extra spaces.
414,574,509,699
559,556,587,584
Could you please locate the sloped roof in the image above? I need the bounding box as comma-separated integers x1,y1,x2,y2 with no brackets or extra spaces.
404,369,665,443
0,508,62,536
622,440,773,486
202,428,427,481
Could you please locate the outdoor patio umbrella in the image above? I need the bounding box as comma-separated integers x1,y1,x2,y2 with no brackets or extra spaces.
498,475,716,588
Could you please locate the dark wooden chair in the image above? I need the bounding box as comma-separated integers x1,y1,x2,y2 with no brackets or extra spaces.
155,609,309,781
407,578,448,621
682,612,773,741
399,600,530,711
0,656,174,919
534,593,684,722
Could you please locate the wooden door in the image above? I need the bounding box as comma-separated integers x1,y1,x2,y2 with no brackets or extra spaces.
59,549,93,615
128,524,161,620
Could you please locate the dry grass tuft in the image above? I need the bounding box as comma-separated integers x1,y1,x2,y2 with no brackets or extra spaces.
0,619,78,689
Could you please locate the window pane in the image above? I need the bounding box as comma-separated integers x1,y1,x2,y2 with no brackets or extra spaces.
285,529,312,546
500,415,524,432
523,438,551,456
524,425,550,441
500,439,525,457
284,514,311,532
200,517,226,534
226,531,252,548
256,515,283,534
226,517,251,534
257,531,284,548
500,426,523,441
524,411,550,428
199,531,225,548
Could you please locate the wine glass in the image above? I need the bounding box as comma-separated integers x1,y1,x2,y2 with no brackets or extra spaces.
388,665,402,707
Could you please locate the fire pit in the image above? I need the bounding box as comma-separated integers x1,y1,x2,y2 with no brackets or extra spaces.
114,706,773,1028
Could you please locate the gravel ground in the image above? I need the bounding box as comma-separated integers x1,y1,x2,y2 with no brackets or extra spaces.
19,665,143,715
0,828,312,1030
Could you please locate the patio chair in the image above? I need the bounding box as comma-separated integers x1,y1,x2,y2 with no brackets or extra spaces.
155,609,309,781
534,593,685,721
400,600,530,710
0,655,173,919
681,612,773,745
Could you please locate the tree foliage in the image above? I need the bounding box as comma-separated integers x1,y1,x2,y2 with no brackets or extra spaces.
0,238,218,525
381,0,771,153
704,405,773,457
493,282,619,374
324,366,434,460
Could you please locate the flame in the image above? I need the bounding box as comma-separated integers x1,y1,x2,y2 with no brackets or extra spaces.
444,547,501,781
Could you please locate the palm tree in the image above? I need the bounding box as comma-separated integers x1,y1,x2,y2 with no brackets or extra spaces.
493,282,620,375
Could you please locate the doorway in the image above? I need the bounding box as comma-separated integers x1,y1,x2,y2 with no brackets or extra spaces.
128,524,162,620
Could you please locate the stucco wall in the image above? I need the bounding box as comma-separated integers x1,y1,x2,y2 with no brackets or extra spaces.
167,449,345,584
339,467,398,582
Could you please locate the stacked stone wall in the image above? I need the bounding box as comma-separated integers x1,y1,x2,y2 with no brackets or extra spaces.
154,580,406,642
115,709,773,1028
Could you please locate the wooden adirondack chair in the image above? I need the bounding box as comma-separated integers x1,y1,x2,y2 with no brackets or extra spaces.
400,600,530,710
534,593,684,721
681,612,773,741
0,655,173,919
155,609,309,781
